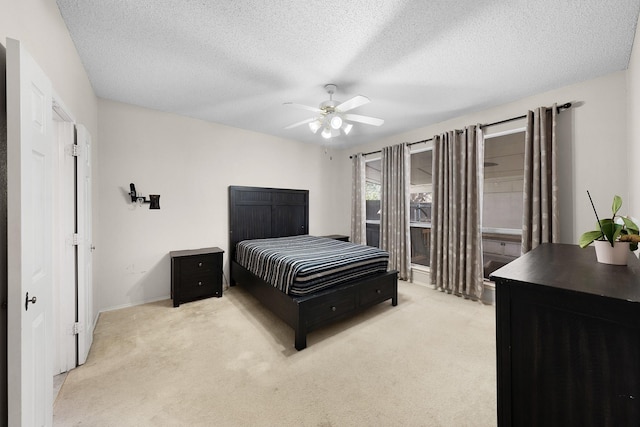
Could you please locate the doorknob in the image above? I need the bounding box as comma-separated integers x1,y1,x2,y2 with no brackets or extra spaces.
25,292,37,311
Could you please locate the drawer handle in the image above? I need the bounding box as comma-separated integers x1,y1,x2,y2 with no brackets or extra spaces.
198,281,203,286
331,306,337,312
198,262,203,267
376,289,381,294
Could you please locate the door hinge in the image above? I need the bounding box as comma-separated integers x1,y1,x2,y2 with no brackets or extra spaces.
72,322,84,335
72,233,80,246
65,144,80,157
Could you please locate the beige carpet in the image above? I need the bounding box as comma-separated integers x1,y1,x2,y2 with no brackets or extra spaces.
53,282,497,426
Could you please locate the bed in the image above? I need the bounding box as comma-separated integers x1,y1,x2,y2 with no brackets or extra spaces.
229,185,398,350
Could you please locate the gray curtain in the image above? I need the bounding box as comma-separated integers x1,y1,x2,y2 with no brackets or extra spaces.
380,143,411,280
521,105,559,253
430,126,484,299
350,153,367,245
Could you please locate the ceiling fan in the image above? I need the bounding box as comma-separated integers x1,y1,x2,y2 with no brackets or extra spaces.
283,84,384,139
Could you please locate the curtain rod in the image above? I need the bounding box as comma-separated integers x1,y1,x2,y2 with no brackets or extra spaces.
349,102,572,159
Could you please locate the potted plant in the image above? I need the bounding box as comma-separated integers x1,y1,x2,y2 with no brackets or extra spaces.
579,194,640,265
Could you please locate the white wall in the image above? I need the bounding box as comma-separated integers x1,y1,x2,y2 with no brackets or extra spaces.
97,99,341,310
337,71,629,247
0,0,97,133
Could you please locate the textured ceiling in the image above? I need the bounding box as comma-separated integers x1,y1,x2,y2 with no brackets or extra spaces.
56,0,640,148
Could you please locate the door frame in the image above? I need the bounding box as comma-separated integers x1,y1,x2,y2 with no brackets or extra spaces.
75,124,93,365
51,98,95,372
52,100,77,374
0,39,8,426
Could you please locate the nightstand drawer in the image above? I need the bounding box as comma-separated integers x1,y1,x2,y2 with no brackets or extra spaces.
181,276,221,300
180,255,218,276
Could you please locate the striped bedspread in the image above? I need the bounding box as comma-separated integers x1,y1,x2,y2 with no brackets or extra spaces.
236,235,389,296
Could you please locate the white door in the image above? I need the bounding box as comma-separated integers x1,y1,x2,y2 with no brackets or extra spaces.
54,120,76,374
76,124,93,365
6,38,54,426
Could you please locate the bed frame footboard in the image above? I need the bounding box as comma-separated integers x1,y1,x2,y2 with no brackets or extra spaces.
231,261,398,350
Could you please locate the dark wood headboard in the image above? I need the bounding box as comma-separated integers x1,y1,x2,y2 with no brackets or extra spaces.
228,186,309,261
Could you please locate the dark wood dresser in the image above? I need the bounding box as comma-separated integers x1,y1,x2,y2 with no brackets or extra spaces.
171,247,224,307
490,243,640,427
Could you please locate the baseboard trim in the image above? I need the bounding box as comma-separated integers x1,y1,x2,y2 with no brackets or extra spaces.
98,295,170,314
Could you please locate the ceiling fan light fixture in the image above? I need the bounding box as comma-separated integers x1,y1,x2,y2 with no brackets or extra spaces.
283,84,383,139
308,120,322,133
329,114,343,130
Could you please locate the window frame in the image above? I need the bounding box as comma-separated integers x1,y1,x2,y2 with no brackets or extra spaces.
482,126,526,237
409,146,433,268
364,156,382,227
482,126,527,281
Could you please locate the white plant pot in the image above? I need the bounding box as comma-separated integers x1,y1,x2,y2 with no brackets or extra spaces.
593,240,630,265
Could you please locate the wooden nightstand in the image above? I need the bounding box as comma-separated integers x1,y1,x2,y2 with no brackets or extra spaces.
321,234,349,242
170,247,224,307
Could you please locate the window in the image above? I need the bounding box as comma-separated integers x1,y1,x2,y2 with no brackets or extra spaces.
364,152,433,264
362,132,525,274
365,159,381,247
482,129,525,280
410,150,432,266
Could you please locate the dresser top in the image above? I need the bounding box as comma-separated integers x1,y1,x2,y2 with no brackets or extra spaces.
490,243,640,303
170,247,224,258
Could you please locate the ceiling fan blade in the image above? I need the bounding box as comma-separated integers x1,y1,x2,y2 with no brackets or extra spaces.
336,95,370,112
283,102,322,113
284,117,317,130
343,113,384,126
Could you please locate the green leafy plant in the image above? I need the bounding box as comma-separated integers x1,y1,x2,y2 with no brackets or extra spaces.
579,194,639,251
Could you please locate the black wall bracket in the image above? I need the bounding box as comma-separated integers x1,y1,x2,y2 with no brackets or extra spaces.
129,183,160,209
